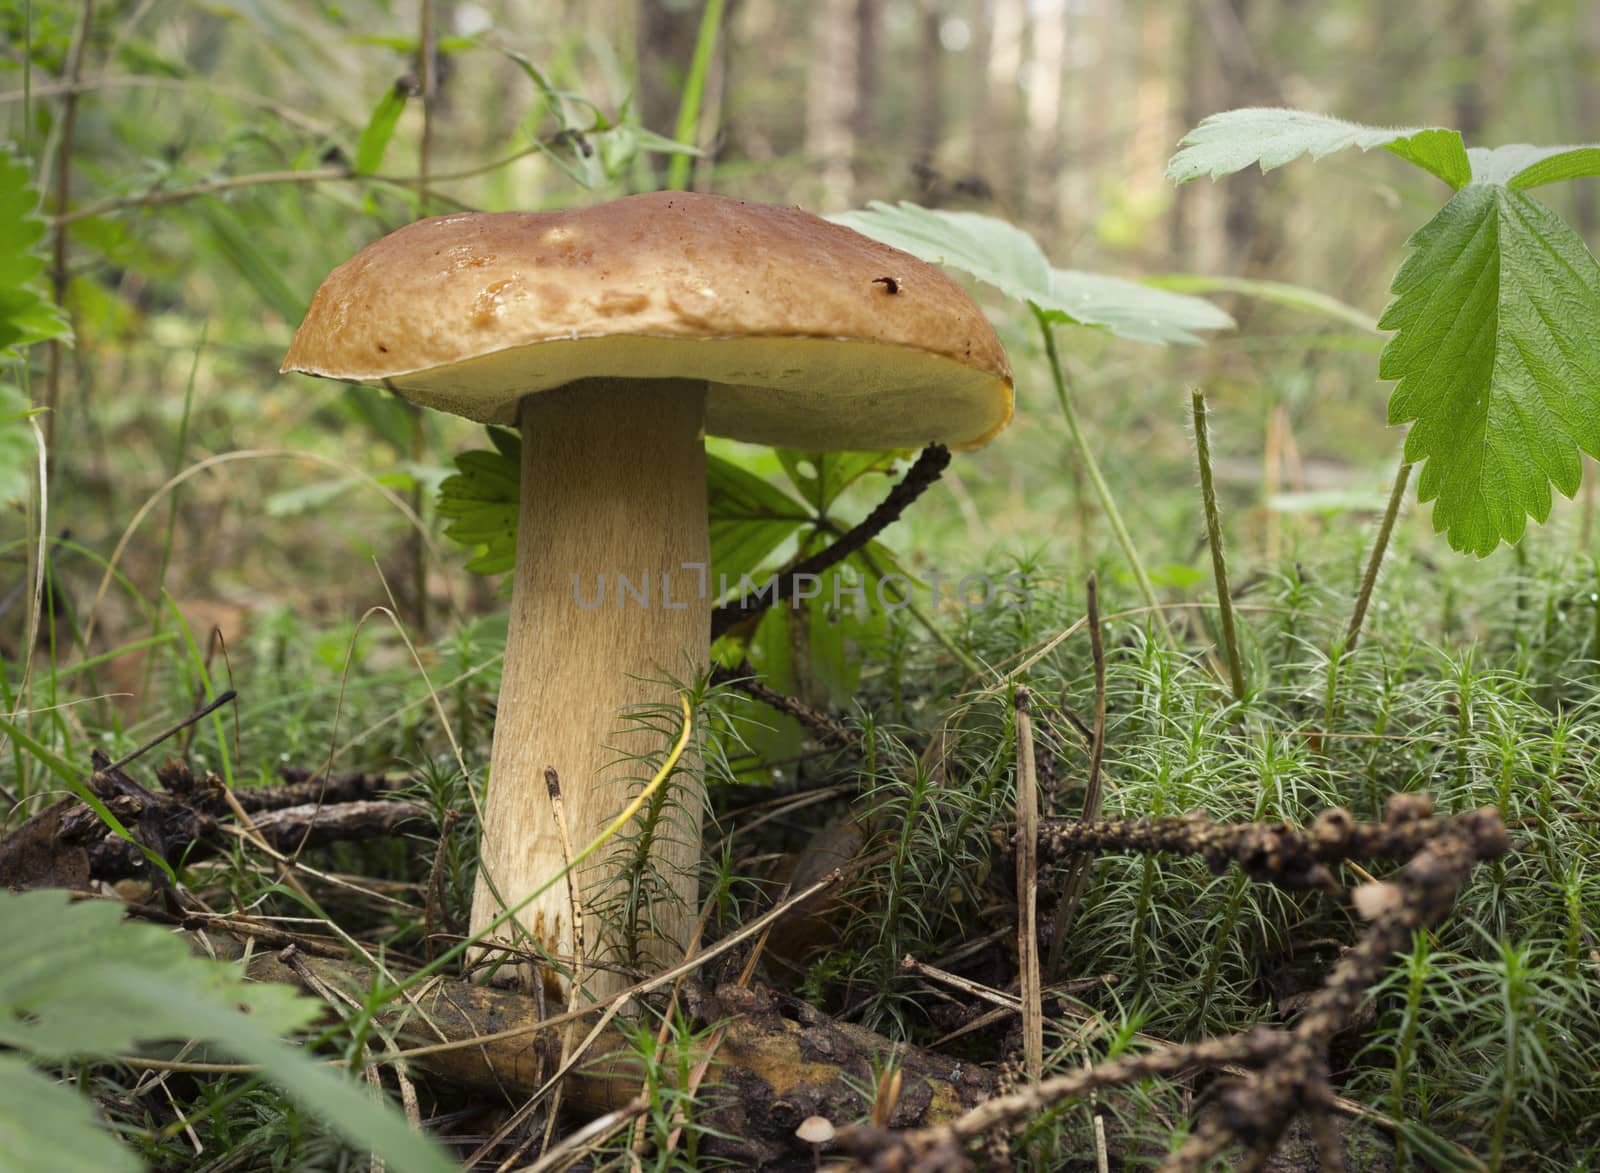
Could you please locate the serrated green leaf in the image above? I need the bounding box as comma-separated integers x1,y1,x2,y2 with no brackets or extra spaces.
1166,108,1470,190
0,1056,141,1173
1379,184,1600,555
0,146,72,356
443,504,516,542
448,449,521,498
438,434,522,574
833,201,1232,345
464,546,516,575
354,82,409,174
1463,143,1600,189
0,890,456,1173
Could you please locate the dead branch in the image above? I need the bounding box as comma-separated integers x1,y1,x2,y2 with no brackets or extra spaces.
0,756,429,891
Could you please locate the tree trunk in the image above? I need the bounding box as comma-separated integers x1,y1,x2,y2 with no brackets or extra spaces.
806,0,861,209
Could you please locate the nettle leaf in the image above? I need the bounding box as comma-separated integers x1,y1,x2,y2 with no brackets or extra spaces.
0,146,72,356
1379,184,1600,555
0,889,455,1173
1166,108,1471,189
833,201,1232,345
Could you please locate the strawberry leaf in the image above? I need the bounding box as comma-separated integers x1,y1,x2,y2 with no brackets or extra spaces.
1379,184,1600,555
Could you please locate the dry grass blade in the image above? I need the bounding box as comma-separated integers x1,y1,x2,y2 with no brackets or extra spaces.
1045,573,1107,979
1013,686,1042,1084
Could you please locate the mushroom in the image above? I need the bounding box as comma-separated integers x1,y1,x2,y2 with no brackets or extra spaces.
281,191,1012,1000
795,1114,836,1167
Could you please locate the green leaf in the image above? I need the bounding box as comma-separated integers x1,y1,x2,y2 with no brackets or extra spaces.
1142,273,1380,333
0,891,314,1059
438,441,521,577
0,889,455,1173
833,201,1232,345
340,384,419,452
264,475,359,517
193,199,305,324
0,145,72,357
1166,108,1471,190
776,449,901,513
708,452,810,594
631,126,703,157
354,82,410,175
0,1056,141,1173
0,383,41,506
1464,143,1600,189
1042,269,1235,345
1379,184,1600,555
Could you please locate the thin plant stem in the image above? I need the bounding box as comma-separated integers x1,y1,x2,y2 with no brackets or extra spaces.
1582,456,1595,551
409,0,439,639
408,402,429,640
417,0,437,214
1044,572,1107,978
1192,388,1247,702
1013,686,1042,1084
51,131,604,227
666,0,725,191
42,0,94,461
138,330,204,718
1035,306,1175,651
1344,457,1413,653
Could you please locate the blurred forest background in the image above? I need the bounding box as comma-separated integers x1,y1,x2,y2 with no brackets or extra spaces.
4,0,1598,653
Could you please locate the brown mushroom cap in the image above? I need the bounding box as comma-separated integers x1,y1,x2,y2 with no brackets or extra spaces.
280,191,1013,451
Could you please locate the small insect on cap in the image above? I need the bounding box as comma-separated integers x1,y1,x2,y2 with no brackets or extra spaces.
280,190,1014,452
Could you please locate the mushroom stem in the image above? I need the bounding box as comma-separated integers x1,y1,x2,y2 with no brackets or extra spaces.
470,378,709,1001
